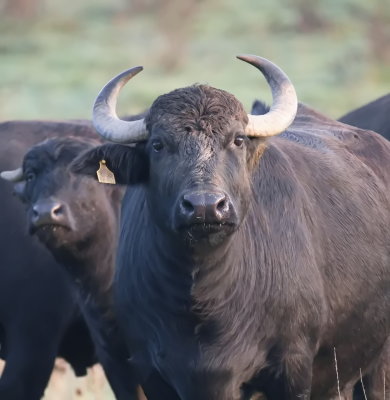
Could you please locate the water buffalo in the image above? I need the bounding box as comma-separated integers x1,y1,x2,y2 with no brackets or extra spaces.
72,55,390,399
0,133,181,399
1,135,146,399
338,93,390,140
0,120,97,400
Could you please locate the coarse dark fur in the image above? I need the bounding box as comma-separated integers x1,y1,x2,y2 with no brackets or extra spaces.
253,98,390,400
0,120,97,400
337,94,390,399
338,93,390,140
74,85,390,400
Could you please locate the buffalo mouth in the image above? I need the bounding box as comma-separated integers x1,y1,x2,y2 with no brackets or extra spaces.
30,223,71,235
30,223,72,245
178,221,236,240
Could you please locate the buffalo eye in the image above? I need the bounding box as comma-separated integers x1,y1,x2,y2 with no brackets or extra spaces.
26,172,35,182
233,136,245,147
152,139,164,152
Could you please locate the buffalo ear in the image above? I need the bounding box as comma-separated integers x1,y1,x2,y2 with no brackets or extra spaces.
246,137,267,170
71,143,149,185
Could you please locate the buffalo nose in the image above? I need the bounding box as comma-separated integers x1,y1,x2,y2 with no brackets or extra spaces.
31,199,68,227
179,191,232,224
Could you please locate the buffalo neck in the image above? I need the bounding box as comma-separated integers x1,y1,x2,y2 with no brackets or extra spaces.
119,191,284,389
123,188,278,350
50,223,117,313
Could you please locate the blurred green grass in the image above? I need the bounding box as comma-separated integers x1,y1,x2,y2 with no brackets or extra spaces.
0,0,389,121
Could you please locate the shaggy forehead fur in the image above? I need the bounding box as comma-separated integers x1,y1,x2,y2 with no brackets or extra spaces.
145,84,248,136
24,137,98,167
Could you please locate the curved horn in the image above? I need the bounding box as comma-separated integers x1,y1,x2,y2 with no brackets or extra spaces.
93,66,148,143
0,167,24,182
237,55,298,137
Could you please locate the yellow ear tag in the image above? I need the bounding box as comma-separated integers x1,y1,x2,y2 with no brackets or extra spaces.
96,160,116,184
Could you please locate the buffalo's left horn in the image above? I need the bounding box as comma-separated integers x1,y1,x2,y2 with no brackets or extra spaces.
0,167,24,182
93,66,148,143
237,55,298,137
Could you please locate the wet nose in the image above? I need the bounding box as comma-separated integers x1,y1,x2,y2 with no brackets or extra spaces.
31,199,68,227
179,191,232,225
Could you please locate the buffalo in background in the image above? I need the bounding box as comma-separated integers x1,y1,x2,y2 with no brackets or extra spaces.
1,135,147,399
0,120,97,400
253,93,390,142
338,93,390,140
73,55,390,399
1,121,179,398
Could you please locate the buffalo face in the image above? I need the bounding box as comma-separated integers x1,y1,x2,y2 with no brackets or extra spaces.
4,137,119,252
146,86,253,244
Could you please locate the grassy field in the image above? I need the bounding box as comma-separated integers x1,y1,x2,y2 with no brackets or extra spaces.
0,0,389,122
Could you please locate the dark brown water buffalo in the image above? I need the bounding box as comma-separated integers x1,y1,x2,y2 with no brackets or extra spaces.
1,134,172,399
338,93,390,140
72,55,390,400
0,120,97,400
0,134,145,399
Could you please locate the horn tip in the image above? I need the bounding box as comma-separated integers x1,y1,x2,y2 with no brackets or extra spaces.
0,171,13,181
132,66,144,76
237,54,260,62
117,65,144,82
0,168,24,182
237,54,272,66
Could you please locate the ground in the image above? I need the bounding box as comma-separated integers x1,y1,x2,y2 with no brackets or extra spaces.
0,359,116,400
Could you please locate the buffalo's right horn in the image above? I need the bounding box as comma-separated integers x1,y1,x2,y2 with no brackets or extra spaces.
0,167,24,182
93,66,148,144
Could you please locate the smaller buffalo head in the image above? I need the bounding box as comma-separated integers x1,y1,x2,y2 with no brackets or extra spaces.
72,55,298,248
1,137,121,254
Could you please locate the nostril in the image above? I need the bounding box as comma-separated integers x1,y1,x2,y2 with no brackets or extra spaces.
216,198,227,211
181,199,194,213
52,204,63,217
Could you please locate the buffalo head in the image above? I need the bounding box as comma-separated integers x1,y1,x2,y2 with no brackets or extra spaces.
1,137,121,253
72,55,297,247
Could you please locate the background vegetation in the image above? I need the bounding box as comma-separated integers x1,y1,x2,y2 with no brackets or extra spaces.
0,0,389,122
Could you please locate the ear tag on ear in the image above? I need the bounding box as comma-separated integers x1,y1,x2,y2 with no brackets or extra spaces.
96,160,116,184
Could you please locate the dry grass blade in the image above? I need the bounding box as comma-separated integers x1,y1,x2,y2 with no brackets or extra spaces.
334,347,342,400
359,368,368,400
384,369,386,400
